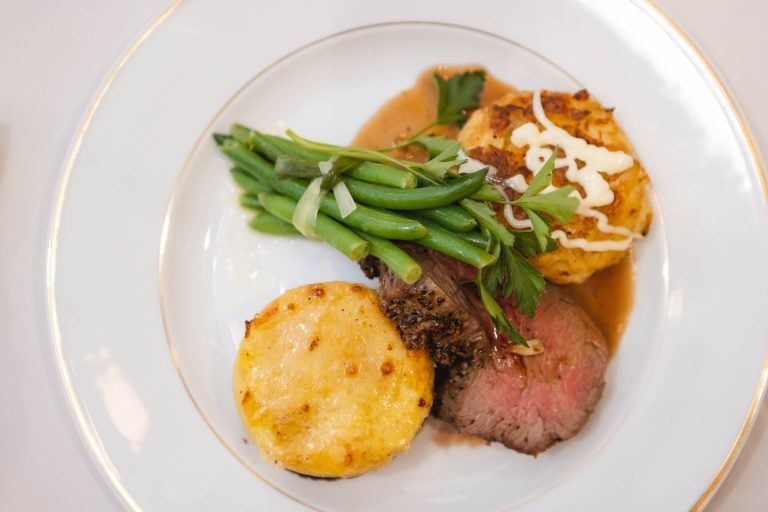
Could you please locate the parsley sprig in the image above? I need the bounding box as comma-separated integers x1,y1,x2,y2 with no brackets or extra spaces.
380,70,486,151
434,70,486,126
474,151,577,345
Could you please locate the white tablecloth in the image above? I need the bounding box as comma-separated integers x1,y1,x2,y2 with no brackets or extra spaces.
1,1,765,509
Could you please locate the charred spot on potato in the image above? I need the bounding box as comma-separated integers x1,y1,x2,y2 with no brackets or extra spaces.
308,337,319,351
489,103,521,133
309,285,326,298
468,145,515,175
573,89,590,100
244,320,252,338
551,168,571,188
418,397,427,407
287,303,296,311
345,362,358,376
541,93,566,114
571,108,590,120
523,104,534,117
380,360,395,375
251,305,279,327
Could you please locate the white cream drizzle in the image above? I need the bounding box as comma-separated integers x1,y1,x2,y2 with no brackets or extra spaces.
508,90,639,252
457,149,496,176
456,150,534,230
551,230,632,252
503,205,532,230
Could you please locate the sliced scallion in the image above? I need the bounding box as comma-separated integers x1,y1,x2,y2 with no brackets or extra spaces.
291,177,327,238
332,180,357,219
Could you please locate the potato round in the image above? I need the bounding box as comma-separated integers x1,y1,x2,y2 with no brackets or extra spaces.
458,89,652,284
232,281,434,478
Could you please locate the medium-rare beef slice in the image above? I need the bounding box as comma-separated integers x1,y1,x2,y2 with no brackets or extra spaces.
436,286,608,455
362,245,488,366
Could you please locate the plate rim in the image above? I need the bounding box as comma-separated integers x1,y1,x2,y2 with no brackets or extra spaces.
635,1,768,508
45,1,768,510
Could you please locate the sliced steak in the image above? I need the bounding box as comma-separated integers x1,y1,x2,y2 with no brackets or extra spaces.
436,286,608,455
363,245,609,455
362,244,489,366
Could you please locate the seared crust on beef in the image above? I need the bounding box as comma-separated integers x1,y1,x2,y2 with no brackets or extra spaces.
363,243,609,456
363,245,488,366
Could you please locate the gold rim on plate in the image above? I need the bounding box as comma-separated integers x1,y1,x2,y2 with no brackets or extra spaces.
46,1,768,510
638,2,768,509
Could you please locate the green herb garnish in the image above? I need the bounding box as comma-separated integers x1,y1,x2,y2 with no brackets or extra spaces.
434,70,486,126
380,70,486,150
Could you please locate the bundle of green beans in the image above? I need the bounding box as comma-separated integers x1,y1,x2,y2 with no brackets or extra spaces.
214,125,503,285
214,70,583,347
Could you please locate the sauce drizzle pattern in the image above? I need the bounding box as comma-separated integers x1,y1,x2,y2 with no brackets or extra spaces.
509,90,639,252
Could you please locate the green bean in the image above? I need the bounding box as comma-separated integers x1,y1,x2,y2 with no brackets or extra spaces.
239,193,261,210
276,179,426,240
238,127,418,189
230,124,251,144
411,217,496,269
248,209,299,236
273,154,398,191
230,124,282,162
460,198,515,247
232,125,329,163
452,230,489,249
230,126,501,199
273,154,361,190
213,133,231,146
231,167,272,194
274,155,321,178
348,161,416,189
220,140,281,187
257,192,369,261
343,170,487,210
219,140,426,240
262,132,327,161
353,231,422,285
230,124,277,160
264,132,417,189
405,204,477,233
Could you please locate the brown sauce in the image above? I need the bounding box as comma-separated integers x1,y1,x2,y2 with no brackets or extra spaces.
353,66,515,156
431,420,488,448
353,66,633,357
561,253,634,357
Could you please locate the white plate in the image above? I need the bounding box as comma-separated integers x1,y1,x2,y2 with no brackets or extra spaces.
48,1,768,510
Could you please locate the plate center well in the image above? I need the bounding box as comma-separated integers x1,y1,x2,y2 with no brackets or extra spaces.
159,22,667,511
